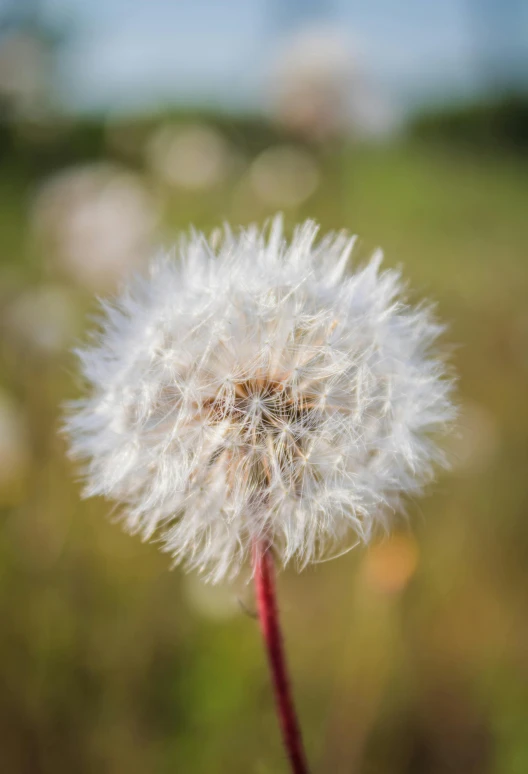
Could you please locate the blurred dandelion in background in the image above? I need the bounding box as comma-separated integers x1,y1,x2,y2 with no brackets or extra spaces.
31,163,159,292
362,533,420,595
269,24,354,143
0,31,52,119
146,123,234,192
4,283,81,356
183,575,240,622
268,23,396,144
249,145,319,208
0,388,29,505
447,400,500,476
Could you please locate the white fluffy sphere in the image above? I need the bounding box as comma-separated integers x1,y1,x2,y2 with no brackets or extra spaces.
66,218,454,581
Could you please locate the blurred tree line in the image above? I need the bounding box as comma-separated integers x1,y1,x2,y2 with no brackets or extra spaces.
411,94,528,154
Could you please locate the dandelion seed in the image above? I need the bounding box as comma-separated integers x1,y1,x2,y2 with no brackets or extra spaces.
65,215,453,582
65,216,454,774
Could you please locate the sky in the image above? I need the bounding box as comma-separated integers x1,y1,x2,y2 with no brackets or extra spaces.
4,0,528,116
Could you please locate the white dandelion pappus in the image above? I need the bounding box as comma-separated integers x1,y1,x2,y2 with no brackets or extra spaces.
65,217,454,582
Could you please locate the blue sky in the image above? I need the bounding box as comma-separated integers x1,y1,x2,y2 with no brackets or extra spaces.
22,0,528,114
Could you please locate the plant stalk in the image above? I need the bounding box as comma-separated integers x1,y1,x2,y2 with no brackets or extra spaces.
253,541,310,774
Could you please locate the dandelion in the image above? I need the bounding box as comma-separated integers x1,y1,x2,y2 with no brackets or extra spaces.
4,284,80,356
32,163,158,292
146,123,233,191
250,145,320,208
268,24,400,143
269,24,354,142
65,217,454,773
0,389,29,505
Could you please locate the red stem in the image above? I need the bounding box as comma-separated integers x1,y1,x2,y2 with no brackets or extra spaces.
253,541,310,774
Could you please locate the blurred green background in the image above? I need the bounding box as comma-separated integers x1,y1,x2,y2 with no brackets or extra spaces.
1,1,527,772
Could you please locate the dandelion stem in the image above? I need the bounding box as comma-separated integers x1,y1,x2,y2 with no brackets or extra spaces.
253,541,310,774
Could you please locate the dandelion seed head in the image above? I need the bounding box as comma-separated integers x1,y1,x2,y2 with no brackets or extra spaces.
65,217,454,582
